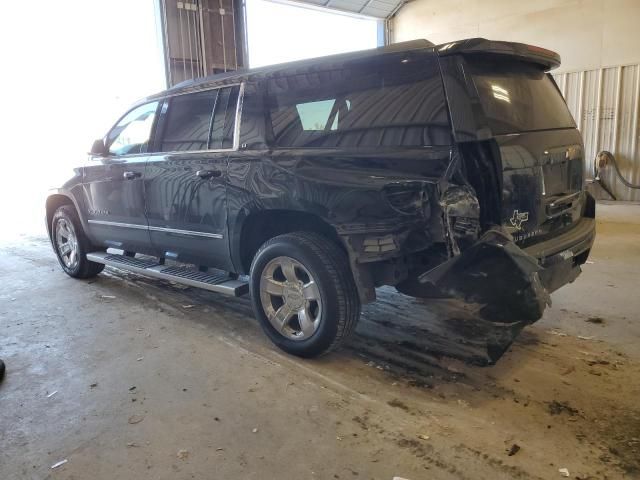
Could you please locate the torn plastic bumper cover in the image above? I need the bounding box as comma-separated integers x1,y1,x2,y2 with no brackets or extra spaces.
419,228,553,323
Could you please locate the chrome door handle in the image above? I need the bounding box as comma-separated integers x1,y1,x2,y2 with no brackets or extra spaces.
196,169,222,179
123,171,142,180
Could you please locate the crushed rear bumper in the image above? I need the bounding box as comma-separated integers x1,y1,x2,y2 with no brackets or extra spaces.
523,216,595,293
419,203,595,323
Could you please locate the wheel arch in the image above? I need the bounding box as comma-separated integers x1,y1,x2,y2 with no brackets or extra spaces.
46,194,75,239
233,209,343,275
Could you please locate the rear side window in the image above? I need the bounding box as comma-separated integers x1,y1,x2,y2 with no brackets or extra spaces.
267,54,451,148
158,85,240,152
160,91,217,152
465,56,576,135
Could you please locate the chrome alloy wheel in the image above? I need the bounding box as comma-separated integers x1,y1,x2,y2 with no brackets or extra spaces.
259,256,322,341
55,218,79,270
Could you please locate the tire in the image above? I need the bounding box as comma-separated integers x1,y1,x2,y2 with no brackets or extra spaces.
51,205,105,279
249,232,360,358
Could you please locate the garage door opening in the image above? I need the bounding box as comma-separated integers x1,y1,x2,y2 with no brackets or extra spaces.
0,0,165,241
246,0,380,67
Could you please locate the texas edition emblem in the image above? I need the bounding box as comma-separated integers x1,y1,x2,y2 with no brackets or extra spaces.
510,210,529,230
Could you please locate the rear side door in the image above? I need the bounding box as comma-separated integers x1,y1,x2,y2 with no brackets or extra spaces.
144,85,241,270
82,101,159,253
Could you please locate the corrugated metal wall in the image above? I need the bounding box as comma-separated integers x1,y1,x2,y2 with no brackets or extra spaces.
554,65,640,201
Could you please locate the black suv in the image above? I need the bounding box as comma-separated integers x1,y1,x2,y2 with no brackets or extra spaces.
47,38,595,358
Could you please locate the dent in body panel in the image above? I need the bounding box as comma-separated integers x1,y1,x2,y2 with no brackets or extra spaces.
226,147,454,290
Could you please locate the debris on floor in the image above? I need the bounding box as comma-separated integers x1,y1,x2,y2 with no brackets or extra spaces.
177,449,190,460
50,459,68,469
46,390,58,398
252,428,258,433
506,443,521,456
558,467,570,477
586,316,605,324
585,359,610,366
548,330,568,337
387,399,410,411
417,434,430,441
547,400,579,416
100,295,116,300
128,415,145,425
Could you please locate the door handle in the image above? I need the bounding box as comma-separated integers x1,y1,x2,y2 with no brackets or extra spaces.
123,171,142,180
196,169,222,179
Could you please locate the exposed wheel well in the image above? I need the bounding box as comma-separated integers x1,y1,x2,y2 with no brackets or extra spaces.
239,210,343,273
46,195,74,236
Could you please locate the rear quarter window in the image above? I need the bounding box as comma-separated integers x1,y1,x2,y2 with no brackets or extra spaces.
266,53,451,148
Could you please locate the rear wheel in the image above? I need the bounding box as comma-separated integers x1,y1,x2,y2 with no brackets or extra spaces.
52,205,104,279
249,232,360,357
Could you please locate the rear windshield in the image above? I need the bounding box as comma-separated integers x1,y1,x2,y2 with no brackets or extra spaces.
466,56,575,135
266,54,451,148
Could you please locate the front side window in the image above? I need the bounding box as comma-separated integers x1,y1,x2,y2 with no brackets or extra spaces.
157,85,240,153
267,54,450,148
107,101,159,156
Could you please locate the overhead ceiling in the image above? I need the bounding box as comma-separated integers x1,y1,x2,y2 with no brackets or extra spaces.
280,0,404,19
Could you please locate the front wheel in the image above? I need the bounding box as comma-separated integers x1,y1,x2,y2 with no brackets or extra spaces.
249,232,360,358
51,205,104,279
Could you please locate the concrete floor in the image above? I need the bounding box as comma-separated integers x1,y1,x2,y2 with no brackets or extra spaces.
1,203,639,480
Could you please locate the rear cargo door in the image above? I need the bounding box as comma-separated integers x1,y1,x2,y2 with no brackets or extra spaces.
440,53,584,246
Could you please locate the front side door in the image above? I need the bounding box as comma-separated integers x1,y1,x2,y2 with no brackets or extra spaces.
144,85,241,270
82,101,159,253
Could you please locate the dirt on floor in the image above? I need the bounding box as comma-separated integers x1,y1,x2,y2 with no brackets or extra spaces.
1,204,639,480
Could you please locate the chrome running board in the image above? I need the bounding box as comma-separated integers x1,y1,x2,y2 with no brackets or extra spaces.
86,252,249,297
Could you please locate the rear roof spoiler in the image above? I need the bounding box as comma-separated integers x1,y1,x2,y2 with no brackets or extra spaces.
435,38,561,71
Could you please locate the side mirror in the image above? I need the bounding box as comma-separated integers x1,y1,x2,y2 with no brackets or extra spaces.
90,138,108,156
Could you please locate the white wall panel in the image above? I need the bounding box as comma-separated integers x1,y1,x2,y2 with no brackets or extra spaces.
392,0,640,74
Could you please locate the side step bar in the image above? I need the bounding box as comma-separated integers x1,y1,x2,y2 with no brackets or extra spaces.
86,252,249,297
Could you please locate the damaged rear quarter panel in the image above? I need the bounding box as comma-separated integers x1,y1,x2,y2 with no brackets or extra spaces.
226,146,454,280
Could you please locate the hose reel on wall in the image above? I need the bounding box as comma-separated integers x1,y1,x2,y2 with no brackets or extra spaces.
593,151,640,200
